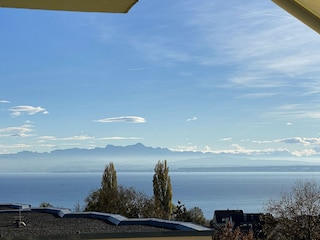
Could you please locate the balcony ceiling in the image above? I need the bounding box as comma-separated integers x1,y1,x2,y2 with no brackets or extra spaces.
0,0,138,13
272,0,320,34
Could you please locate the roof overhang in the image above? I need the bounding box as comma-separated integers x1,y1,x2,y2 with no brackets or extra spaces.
272,0,320,34
0,0,138,13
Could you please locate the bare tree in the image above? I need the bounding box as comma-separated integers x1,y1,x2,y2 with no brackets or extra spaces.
262,180,320,240
212,222,255,240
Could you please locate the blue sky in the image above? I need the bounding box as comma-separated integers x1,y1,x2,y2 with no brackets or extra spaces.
1,0,320,160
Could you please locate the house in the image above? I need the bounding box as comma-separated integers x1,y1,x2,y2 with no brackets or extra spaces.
213,210,244,228
213,210,262,230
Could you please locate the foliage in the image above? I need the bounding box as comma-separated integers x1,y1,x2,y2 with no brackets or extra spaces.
172,201,188,221
85,162,118,213
188,206,206,225
84,162,156,218
116,186,156,218
84,161,207,223
39,202,53,208
172,201,206,225
98,163,119,213
84,189,101,211
101,162,117,191
261,180,320,240
212,222,255,240
153,160,173,219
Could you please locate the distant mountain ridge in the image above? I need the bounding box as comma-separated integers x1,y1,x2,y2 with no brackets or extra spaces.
0,143,319,172
6,143,172,156
2,143,208,160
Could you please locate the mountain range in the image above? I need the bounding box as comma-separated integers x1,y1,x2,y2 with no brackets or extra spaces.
0,143,319,172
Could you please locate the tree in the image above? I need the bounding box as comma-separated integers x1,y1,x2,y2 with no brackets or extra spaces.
84,189,101,211
187,207,206,225
101,162,118,191
73,201,83,212
172,201,188,222
99,162,118,212
262,180,320,240
153,160,173,219
116,186,156,218
84,162,156,218
212,222,255,240
85,162,118,213
39,202,53,208
172,201,206,225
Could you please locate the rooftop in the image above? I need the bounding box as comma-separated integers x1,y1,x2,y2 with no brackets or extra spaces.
0,204,212,240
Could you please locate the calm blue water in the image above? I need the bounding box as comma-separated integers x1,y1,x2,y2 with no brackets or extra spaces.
1,172,320,219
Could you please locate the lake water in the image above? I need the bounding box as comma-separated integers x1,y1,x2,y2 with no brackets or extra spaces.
1,171,320,219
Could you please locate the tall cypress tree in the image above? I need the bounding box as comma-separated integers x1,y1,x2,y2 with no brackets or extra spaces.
153,160,173,219
99,162,118,212
101,162,118,191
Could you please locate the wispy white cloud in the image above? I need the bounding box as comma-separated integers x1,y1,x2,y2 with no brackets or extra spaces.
127,67,152,71
172,2,320,89
219,137,232,142
251,140,274,144
211,147,291,156
0,100,10,103
0,144,32,154
99,137,143,140
38,136,57,141
61,135,94,141
278,137,320,146
292,149,317,157
170,143,290,156
36,143,57,149
37,135,93,141
264,104,320,120
237,92,279,99
8,105,49,117
37,135,143,143
94,116,146,123
172,135,320,157
93,0,320,93
251,137,320,148
170,145,203,152
187,116,198,122
242,145,292,156
0,124,34,137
